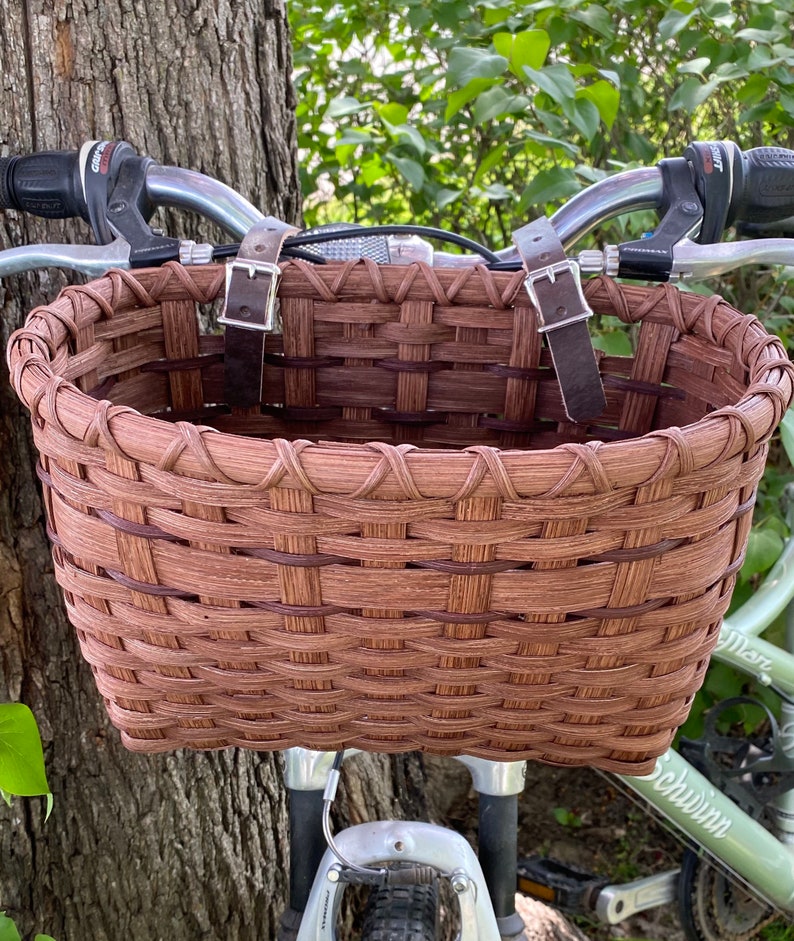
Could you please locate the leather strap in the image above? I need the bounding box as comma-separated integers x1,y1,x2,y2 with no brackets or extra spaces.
220,216,300,407
513,218,605,423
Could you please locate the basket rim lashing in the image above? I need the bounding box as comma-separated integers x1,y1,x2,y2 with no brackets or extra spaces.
7,260,794,774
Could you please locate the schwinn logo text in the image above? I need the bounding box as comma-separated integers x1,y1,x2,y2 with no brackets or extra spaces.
716,628,774,674
645,759,731,838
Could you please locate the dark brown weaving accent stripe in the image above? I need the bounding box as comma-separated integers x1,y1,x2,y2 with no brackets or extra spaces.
721,556,745,580
104,567,198,599
140,353,224,373
486,363,551,381
586,537,685,563
248,600,346,617
574,596,673,619
602,375,687,399
45,522,63,549
260,404,342,422
413,608,516,624
36,462,53,487
377,358,450,373
262,352,343,369
375,409,450,425
416,558,527,575
244,547,348,567
85,376,117,400
730,495,756,521
581,427,640,442
479,417,549,433
94,509,181,542
152,405,230,424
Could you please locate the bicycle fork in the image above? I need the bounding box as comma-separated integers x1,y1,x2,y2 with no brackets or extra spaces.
278,749,527,941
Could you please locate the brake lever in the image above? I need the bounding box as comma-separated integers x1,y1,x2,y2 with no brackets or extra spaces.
669,237,794,280
0,235,219,278
0,238,132,277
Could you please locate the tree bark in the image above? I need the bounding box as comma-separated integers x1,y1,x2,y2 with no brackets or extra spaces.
0,3,304,939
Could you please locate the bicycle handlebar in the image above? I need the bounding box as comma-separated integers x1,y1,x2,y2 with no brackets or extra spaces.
3,139,794,279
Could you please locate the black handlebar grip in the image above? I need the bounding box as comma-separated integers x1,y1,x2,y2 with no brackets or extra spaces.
0,150,87,220
728,146,794,227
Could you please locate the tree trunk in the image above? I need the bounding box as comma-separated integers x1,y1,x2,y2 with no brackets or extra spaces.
0,3,307,939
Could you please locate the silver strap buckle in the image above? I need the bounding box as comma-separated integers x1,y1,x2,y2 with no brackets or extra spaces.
218,258,282,332
523,260,593,335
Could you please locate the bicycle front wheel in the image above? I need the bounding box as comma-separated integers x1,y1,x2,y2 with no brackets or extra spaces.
360,882,440,941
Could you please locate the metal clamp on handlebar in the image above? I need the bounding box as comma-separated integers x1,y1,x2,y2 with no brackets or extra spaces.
513,218,605,423
221,216,300,408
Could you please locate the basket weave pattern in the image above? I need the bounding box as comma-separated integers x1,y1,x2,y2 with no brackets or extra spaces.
8,261,794,774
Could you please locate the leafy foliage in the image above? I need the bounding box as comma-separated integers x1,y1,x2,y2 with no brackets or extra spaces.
0,708,54,941
0,915,21,941
0,912,55,941
290,0,794,244
0,704,50,807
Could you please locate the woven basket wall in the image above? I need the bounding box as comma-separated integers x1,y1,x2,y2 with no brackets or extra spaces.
8,260,794,774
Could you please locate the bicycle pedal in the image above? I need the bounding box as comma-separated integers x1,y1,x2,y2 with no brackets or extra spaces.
517,855,609,915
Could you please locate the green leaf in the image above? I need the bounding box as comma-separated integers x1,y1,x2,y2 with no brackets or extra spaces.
519,166,580,212
659,8,696,42
741,527,784,583
523,63,577,105
523,130,579,159
476,182,514,201
34,936,57,941
669,76,720,112
360,156,388,187
446,46,508,87
592,330,633,356
567,97,600,142
0,703,50,798
445,78,495,121
376,102,409,126
552,806,582,828
335,128,374,146
434,187,464,210
385,154,426,191
0,914,22,941
678,57,712,76
382,122,426,156
473,142,509,185
473,86,515,124
495,29,551,78
578,79,620,129
735,26,785,42
570,5,614,38
325,96,368,119
713,62,750,81
780,409,794,466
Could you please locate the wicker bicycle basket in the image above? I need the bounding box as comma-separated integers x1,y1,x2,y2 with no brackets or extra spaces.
7,260,794,774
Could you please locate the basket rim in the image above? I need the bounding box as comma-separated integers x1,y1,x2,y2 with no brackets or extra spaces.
7,262,794,501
